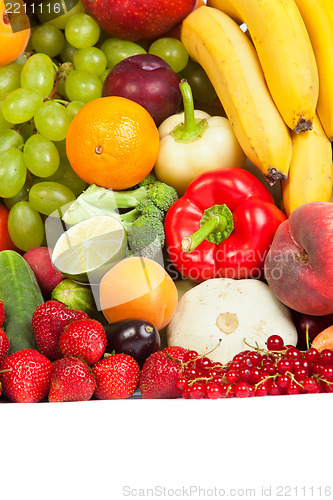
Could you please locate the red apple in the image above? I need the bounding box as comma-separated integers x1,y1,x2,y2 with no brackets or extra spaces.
80,0,197,41
264,201,333,316
102,54,182,126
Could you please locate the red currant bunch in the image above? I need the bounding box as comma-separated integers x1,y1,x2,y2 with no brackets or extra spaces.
176,335,333,399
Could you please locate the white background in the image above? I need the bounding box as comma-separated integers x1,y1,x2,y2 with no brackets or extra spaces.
2,394,333,500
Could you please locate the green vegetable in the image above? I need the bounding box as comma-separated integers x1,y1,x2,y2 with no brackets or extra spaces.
51,278,100,319
62,174,178,259
127,216,165,259
0,250,43,354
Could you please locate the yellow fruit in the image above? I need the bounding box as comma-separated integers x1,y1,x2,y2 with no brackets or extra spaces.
181,6,292,184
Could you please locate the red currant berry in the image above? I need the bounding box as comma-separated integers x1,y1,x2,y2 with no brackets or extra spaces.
226,369,239,383
183,350,199,363
287,380,301,395
234,381,254,398
312,362,324,375
190,382,206,399
302,377,320,393
181,387,191,399
196,357,215,371
277,358,294,374
187,366,199,379
249,367,262,384
320,349,333,365
206,382,222,399
285,347,302,360
277,374,291,389
266,335,285,351
220,383,235,398
294,367,310,382
304,347,320,363
324,381,333,393
247,351,263,367
268,380,284,395
320,365,333,381
176,377,188,391
255,381,270,396
239,367,252,380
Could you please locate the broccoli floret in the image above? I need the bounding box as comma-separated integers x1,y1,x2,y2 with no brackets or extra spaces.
147,181,178,212
138,171,158,188
111,176,178,212
136,200,164,221
127,216,165,259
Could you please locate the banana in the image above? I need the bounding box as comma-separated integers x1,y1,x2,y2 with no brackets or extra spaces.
282,115,333,216
207,0,242,23
293,0,333,141
207,0,319,133
180,6,292,184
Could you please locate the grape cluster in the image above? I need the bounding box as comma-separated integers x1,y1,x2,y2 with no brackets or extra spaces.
0,5,191,252
175,335,333,399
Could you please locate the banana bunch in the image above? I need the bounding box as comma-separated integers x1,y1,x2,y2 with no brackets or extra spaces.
181,1,333,214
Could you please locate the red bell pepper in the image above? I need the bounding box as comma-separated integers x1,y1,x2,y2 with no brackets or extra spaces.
164,167,287,282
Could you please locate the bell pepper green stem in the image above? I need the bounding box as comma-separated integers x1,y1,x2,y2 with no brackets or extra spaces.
182,215,226,253
170,79,208,143
181,204,234,253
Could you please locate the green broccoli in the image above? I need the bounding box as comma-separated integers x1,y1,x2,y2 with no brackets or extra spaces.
127,216,165,259
62,173,178,259
111,177,178,212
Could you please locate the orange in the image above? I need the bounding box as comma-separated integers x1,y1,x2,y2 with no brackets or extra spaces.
311,325,333,352
0,0,30,66
66,96,160,191
99,256,178,330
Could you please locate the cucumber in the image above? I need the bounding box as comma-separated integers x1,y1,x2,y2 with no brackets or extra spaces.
0,250,44,354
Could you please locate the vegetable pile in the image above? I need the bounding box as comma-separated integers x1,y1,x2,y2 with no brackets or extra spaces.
1,0,333,402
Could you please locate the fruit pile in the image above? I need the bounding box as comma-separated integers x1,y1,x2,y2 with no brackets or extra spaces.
1,0,333,402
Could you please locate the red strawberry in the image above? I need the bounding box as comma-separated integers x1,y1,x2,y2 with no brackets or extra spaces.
92,354,140,400
0,328,9,364
139,346,187,399
32,300,89,360
48,357,96,403
0,349,53,403
59,318,107,365
0,299,4,327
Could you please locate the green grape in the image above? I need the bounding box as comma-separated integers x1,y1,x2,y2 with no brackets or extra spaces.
21,53,56,96
0,63,22,99
34,101,72,141
60,41,77,64
8,201,45,252
65,13,100,49
0,148,27,198
29,181,76,216
0,129,24,154
0,98,13,130
2,88,43,124
31,25,66,58
100,38,146,70
148,38,189,73
3,179,32,209
73,47,107,76
23,134,60,177
39,159,88,196
65,69,102,103
67,100,85,117
37,0,85,30
179,60,218,104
